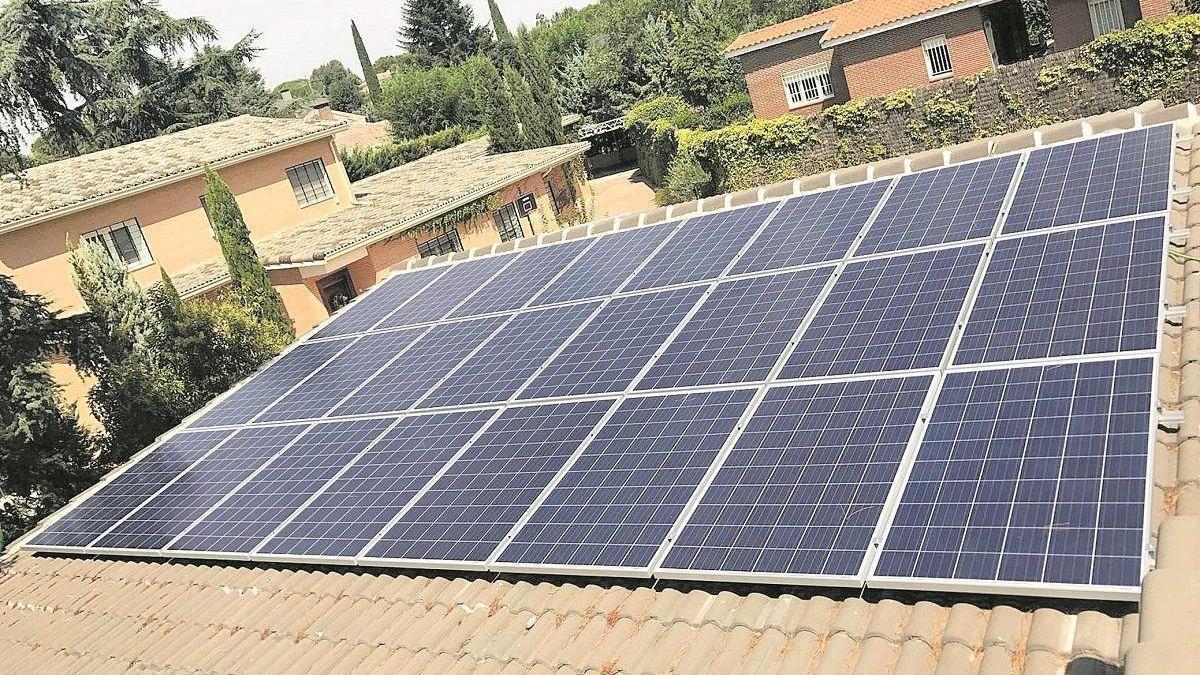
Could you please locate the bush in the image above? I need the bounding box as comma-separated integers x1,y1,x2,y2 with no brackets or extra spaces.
377,66,474,138
657,152,712,205
340,127,474,181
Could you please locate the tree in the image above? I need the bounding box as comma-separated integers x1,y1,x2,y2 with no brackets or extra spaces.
0,275,97,541
505,66,538,147
465,54,525,153
399,0,491,67
203,167,293,336
488,0,520,67
378,66,472,138
516,33,568,146
352,21,382,101
670,1,746,106
310,60,365,112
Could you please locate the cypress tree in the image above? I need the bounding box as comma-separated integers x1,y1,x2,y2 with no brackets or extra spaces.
203,167,293,335
505,66,540,148
467,55,525,154
517,35,568,146
488,0,519,67
352,21,382,101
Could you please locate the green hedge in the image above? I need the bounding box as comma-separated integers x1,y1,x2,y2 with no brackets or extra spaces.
339,127,481,182
629,14,1200,205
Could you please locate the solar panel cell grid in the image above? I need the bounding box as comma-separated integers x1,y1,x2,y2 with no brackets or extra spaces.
313,267,445,338
637,268,833,391
364,399,615,564
376,254,513,328
27,429,233,549
531,222,678,306
259,409,497,558
956,218,1165,365
856,155,1019,256
498,389,755,571
169,417,398,554
732,181,891,275
450,239,592,318
661,377,931,579
873,359,1153,589
781,244,983,379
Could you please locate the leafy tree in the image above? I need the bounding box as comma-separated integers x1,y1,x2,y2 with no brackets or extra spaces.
310,60,365,112
399,0,491,67
352,21,382,101
465,54,524,153
373,53,422,74
203,167,294,336
0,275,97,541
378,65,473,138
670,0,746,106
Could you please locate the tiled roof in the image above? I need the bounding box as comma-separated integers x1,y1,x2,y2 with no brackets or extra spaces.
5,104,1200,674
726,0,981,54
0,116,345,231
172,138,589,297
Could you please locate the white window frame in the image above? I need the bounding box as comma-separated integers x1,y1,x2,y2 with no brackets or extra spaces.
82,218,154,270
1088,0,1125,38
285,158,335,208
781,64,834,110
922,35,954,81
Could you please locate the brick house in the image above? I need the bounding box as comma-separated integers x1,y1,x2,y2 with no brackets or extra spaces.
729,0,1175,120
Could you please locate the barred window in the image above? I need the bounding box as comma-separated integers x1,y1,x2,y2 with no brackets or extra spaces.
545,175,571,214
922,35,954,80
493,203,525,242
82,219,153,268
1088,0,1125,38
417,229,463,258
781,65,833,109
285,159,334,207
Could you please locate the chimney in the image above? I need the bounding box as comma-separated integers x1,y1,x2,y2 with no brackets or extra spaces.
313,101,334,121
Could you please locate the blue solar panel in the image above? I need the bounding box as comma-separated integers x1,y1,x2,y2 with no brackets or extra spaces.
258,409,498,558
781,244,983,378
450,240,593,318
498,389,754,571
857,155,1020,256
332,316,508,417
638,268,833,391
957,219,1165,365
531,223,678,305
377,255,513,328
732,181,891,274
419,303,600,408
661,376,931,579
519,286,707,399
91,424,309,550
27,429,233,548
169,418,398,554
623,204,774,291
873,358,1152,590
1005,125,1174,234
314,267,445,338
256,328,427,422
189,339,352,428
363,399,614,564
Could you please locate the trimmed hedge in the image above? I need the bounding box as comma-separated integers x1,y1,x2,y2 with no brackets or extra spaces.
339,127,482,182
629,14,1200,205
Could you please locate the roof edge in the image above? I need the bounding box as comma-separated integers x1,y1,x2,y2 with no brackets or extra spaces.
725,22,835,58
820,0,996,48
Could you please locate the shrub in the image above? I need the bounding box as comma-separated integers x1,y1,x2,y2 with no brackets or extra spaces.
657,152,711,205
340,127,473,181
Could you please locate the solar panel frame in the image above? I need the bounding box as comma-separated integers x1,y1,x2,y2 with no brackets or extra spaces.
374,253,519,329
310,265,449,339
448,238,596,319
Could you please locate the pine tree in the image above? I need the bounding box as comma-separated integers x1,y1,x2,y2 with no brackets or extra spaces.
352,21,382,101
399,0,490,67
203,167,294,336
517,35,568,146
0,275,97,541
488,0,519,67
466,55,525,154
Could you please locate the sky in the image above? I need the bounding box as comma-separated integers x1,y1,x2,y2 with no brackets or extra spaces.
160,0,591,87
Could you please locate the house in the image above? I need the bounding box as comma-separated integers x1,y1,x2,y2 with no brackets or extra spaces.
728,0,1175,120
0,115,590,421
302,101,394,150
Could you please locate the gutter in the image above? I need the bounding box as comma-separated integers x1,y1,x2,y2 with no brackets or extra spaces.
724,23,835,58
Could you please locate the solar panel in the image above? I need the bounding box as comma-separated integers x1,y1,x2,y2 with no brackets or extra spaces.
1004,125,1173,234
660,376,931,581
732,181,891,274
27,429,233,549
313,267,445,339
956,218,1165,365
871,358,1153,592
449,239,593,318
419,303,600,408
169,417,398,554
256,328,427,422
519,286,707,399
637,268,833,391
376,254,513,328
531,222,678,305
257,409,498,558
496,389,755,572
331,316,508,417
622,203,775,292
781,244,983,378
362,399,614,565
189,339,352,428
856,155,1020,256
91,424,309,551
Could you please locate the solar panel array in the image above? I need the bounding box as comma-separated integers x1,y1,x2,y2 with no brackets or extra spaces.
28,125,1174,600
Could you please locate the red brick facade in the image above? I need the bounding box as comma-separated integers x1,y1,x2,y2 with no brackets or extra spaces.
1050,0,1142,51
739,34,849,119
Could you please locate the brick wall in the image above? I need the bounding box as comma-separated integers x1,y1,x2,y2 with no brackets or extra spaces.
738,33,849,119
1051,0,1145,52
1139,0,1176,18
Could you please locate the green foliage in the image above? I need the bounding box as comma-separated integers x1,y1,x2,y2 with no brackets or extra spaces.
488,0,520,67
339,127,475,181
0,275,97,541
657,152,712,205
695,93,754,129
416,192,505,238
465,55,526,154
399,0,491,67
1079,14,1200,106
352,21,382,101
310,60,365,112
378,65,474,138
517,33,569,146
1020,0,1052,48
203,168,293,336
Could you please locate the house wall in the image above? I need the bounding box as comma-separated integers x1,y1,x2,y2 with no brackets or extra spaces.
1050,0,1144,52
737,33,850,119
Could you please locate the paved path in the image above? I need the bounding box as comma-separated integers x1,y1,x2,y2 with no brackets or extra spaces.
589,167,657,221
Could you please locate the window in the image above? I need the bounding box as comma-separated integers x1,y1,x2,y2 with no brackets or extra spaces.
1089,0,1125,38
317,269,357,313
82,219,153,268
781,65,833,109
544,174,572,214
285,159,334,207
493,203,526,242
417,229,463,258
922,35,954,80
